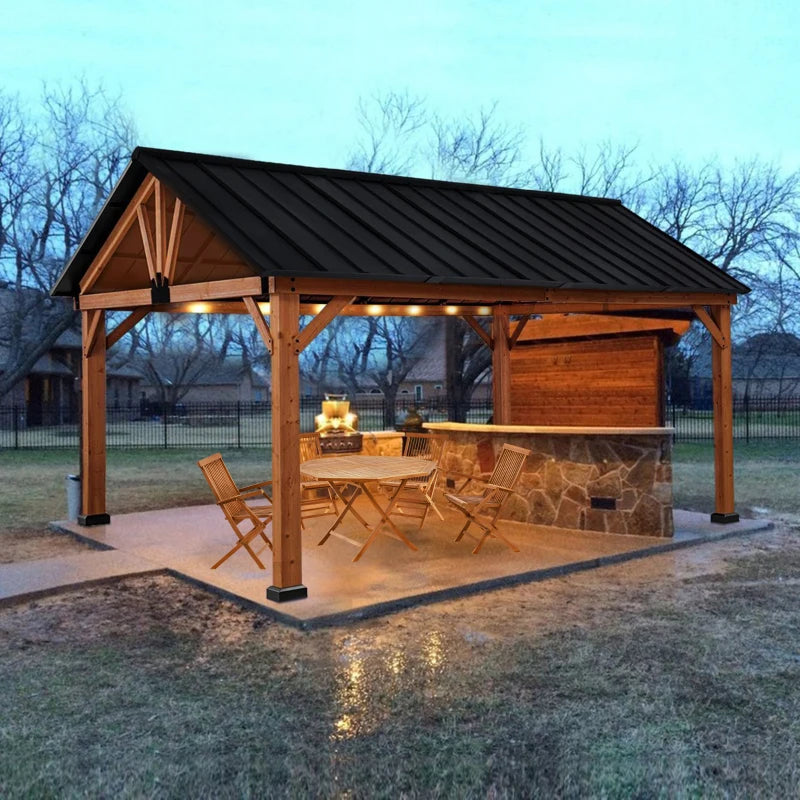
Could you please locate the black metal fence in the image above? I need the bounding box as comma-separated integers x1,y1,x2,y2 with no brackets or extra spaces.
1,395,798,450
0,395,493,450
668,396,800,442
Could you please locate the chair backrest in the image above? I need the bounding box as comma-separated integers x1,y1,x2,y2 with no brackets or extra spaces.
198,453,248,517
299,431,323,463
402,432,446,463
488,444,531,491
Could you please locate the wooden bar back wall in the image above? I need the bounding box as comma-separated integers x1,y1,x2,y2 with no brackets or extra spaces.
509,334,664,427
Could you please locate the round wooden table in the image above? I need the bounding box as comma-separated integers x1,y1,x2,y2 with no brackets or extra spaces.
300,455,436,561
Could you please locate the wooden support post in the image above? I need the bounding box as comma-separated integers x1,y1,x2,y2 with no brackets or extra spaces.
79,309,110,526
710,305,738,523
266,290,307,601
492,307,511,424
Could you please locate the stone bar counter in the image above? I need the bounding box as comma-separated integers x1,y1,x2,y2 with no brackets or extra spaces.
424,422,675,538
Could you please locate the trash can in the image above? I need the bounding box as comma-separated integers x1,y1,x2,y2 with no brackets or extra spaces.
66,474,81,521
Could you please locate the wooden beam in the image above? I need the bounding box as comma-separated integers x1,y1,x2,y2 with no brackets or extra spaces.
163,198,184,285
268,290,305,598
710,305,737,522
80,276,265,310
243,296,273,355
79,309,109,526
517,314,692,343
106,308,149,350
154,179,167,283
461,315,492,348
271,277,737,308
79,174,157,293
508,314,531,348
270,276,548,303
79,288,153,310
168,276,263,303
297,296,355,351
693,305,726,348
136,205,158,284
510,297,734,315
84,309,103,357
152,301,496,317
492,307,511,424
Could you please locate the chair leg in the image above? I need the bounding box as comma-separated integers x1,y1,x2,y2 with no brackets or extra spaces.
426,493,445,521
454,516,473,542
212,521,267,569
417,503,430,530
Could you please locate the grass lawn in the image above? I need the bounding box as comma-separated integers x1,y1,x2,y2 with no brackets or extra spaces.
1,440,798,534
0,442,798,796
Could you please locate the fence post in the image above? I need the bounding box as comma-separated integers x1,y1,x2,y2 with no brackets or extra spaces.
163,404,168,449
237,402,242,449
745,393,750,444
13,404,19,449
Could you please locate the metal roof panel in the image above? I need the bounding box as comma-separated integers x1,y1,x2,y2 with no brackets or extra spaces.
51,146,750,297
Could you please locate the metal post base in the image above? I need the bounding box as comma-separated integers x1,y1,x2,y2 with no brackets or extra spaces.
77,513,111,526
266,584,308,602
710,512,740,524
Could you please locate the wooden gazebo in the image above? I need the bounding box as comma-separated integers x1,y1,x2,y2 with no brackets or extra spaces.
52,147,749,601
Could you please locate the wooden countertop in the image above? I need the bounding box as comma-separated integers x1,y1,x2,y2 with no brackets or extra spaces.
424,422,674,435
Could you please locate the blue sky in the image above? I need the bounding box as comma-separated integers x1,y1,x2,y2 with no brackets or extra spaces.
3,0,798,172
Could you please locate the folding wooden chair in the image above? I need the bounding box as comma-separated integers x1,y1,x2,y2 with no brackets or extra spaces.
198,453,273,569
379,432,447,522
299,432,340,524
385,463,443,530
443,443,531,554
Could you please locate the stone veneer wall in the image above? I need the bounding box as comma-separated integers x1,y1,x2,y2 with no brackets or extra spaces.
439,432,674,537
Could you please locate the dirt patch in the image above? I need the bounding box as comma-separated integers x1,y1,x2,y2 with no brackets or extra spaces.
0,574,264,650
0,528,94,564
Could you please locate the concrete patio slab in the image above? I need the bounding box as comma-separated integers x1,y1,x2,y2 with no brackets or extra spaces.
46,503,773,628
0,550,163,605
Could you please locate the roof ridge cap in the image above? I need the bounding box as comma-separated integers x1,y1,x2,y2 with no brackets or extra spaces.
133,145,622,205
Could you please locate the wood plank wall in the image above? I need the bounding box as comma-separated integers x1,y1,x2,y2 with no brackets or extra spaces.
509,334,664,427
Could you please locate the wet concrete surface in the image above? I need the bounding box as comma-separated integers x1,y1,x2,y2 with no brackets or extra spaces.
44,501,773,628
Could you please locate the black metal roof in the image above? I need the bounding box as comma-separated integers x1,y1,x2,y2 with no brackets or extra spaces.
52,146,750,297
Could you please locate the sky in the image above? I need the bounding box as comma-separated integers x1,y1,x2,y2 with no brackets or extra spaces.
2,0,799,174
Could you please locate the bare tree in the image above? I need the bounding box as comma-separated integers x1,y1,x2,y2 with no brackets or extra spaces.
298,316,342,396
346,90,427,175
428,103,533,187
332,316,379,399
0,81,135,399
134,314,224,406
444,316,492,422
366,317,435,428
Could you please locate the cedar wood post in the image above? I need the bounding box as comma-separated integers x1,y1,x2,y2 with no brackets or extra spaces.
492,307,511,424
266,289,307,601
79,308,110,525
710,304,738,523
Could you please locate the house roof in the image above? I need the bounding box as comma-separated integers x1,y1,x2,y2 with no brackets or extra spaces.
135,360,267,388
53,147,749,298
692,332,800,379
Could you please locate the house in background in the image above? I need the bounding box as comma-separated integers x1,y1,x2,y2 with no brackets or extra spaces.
138,359,269,407
1,328,141,426
400,320,490,403
300,319,490,403
691,331,800,402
